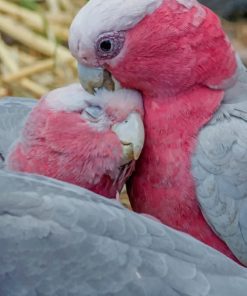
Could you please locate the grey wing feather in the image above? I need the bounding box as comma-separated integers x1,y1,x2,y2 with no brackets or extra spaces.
0,97,36,168
0,170,247,296
193,63,247,264
222,56,247,105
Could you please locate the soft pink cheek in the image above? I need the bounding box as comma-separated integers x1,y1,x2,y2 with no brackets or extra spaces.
45,113,124,166
43,113,88,147
96,133,123,167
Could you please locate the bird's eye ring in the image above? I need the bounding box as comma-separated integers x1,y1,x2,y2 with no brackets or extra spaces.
95,31,125,60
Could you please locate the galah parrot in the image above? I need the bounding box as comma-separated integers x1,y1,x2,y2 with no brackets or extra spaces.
69,0,247,265
1,170,247,296
1,84,144,199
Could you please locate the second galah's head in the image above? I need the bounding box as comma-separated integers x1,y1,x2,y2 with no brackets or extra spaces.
69,0,237,98
6,84,144,198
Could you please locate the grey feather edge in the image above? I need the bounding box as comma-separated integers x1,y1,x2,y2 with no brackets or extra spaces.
0,97,37,168
192,60,247,265
0,170,247,296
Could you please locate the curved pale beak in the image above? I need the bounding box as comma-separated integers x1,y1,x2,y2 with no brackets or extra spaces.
78,63,116,94
112,112,145,165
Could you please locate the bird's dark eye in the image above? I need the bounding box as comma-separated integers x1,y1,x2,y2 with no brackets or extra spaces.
96,31,125,60
100,40,112,52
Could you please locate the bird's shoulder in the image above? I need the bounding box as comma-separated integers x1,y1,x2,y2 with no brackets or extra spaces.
0,97,37,167
192,66,247,263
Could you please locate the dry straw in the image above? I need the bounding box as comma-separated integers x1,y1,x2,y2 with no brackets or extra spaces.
0,0,86,98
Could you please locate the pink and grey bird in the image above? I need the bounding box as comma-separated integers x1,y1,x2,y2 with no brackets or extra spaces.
1,84,144,199
2,79,247,296
69,0,247,265
2,170,247,296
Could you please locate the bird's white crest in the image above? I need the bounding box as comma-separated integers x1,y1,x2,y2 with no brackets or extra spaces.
69,0,163,56
44,84,143,115
45,84,90,112
69,0,206,64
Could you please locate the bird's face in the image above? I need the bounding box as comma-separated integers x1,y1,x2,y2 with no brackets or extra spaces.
69,0,237,97
9,84,144,196
69,0,163,67
69,0,163,94
42,84,144,166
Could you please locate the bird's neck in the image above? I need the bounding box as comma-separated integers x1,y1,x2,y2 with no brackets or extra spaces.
143,85,224,127
142,86,222,217
129,86,238,261
132,85,224,219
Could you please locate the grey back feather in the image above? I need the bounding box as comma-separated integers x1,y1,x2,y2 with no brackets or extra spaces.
0,170,247,296
0,97,36,168
192,61,247,265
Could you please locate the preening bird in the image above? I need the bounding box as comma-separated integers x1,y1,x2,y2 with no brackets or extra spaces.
1,169,247,296
1,84,144,199
69,0,247,265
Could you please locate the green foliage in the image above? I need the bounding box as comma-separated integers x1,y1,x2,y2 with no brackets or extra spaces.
19,0,38,11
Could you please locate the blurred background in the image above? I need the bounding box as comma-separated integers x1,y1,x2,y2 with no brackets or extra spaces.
0,0,87,99
0,0,247,99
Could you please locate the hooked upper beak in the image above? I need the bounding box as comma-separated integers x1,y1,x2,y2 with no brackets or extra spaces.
78,63,145,164
112,112,145,165
78,63,116,94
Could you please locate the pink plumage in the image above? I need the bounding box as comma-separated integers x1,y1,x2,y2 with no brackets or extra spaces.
107,1,238,261
7,84,144,199
68,0,245,263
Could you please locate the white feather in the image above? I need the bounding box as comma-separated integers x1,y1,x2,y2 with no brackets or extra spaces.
45,84,143,115
69,0,163,58
45,84,92,112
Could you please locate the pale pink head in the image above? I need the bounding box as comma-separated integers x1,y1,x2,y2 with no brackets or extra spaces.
69,0,237,98
6,84,144,198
